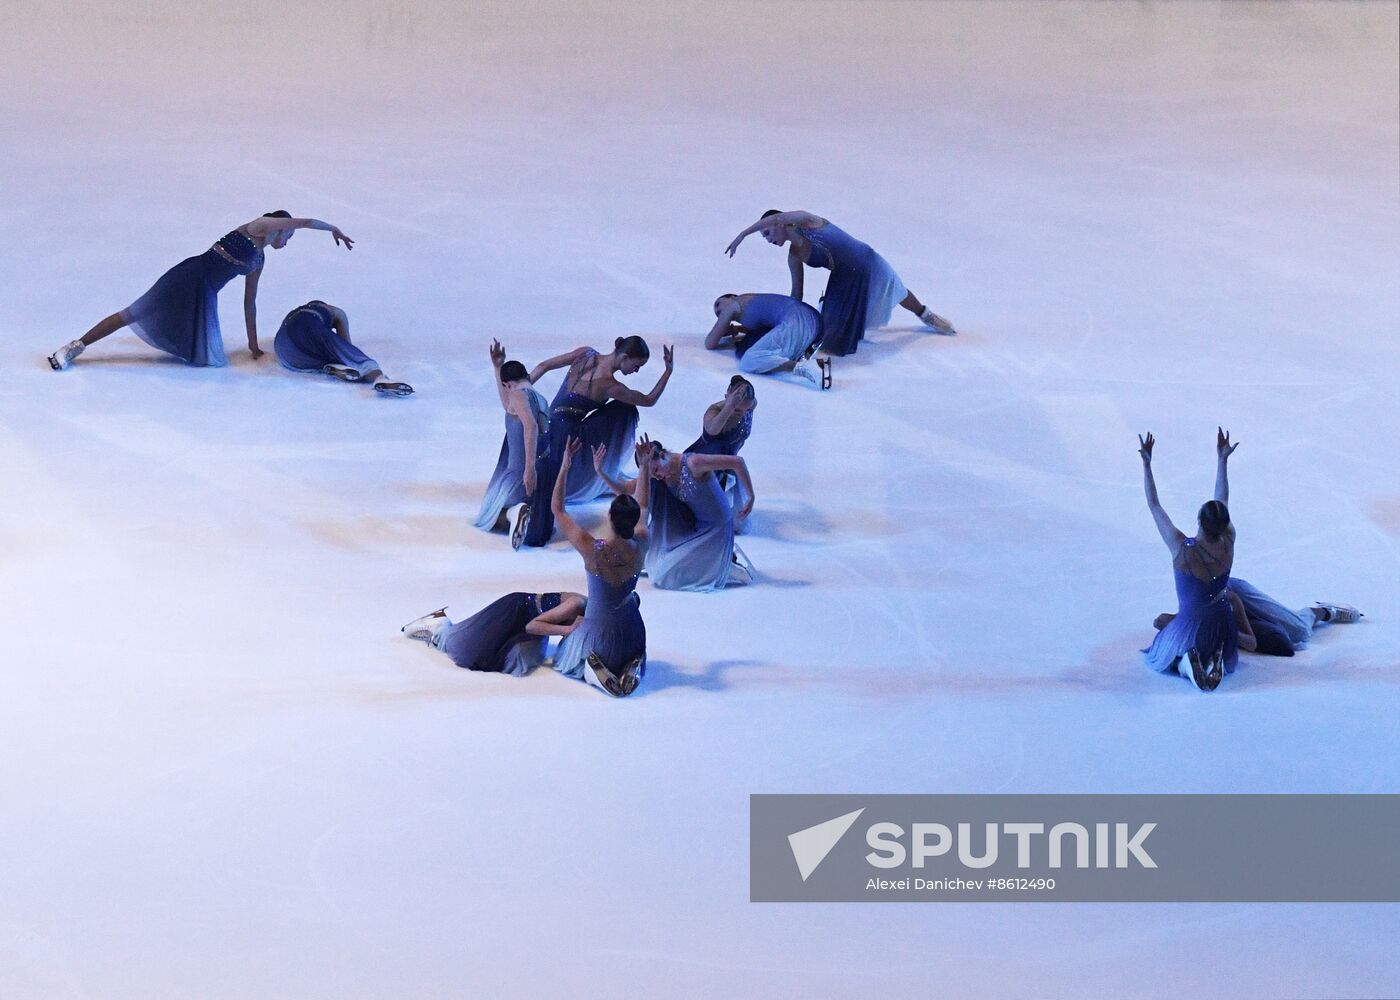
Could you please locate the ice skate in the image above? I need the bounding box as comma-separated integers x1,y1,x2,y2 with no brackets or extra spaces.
1314,603,1362,624
48,339,85,370
323,364,362,382
584,651,627,697
510,504,530,550
792,357,822,388
401,607,448,643
817,355,832,389
372,380,415,397
920,307,956,335
1183,647,1223,692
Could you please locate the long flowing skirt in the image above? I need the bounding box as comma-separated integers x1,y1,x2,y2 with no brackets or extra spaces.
524,401,638,546
817,250,907,357
1230,578,1313,656
1142,593,1239,675
432,593,548,676
274,310,378,377
552,599,646,679
738,303,822,374
645,483,738,592
121,252,239,367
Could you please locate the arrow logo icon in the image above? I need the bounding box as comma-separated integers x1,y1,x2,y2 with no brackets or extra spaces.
788,808,865,881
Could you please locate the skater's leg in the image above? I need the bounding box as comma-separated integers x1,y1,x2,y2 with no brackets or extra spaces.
898,291,926,316
81,312,130,346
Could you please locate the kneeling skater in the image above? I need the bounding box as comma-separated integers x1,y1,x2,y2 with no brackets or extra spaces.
274,299,412,395
706,293,829,388
477,340,549,534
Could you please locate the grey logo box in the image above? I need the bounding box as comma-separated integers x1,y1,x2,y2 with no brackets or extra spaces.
750,794,1400,902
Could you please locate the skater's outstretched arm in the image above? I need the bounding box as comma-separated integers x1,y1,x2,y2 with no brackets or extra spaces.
489,340,510,410
245,216,354,248
526,594,586,637
606,344,673,407
1139,433,1185,551
725,211,824,256
243,267,263,359
690,454,754,521
1214,426,1238,505
632,439,653,545
553,438,594,557
528,346,588,386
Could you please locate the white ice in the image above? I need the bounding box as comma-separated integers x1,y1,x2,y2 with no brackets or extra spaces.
2,2,1397,996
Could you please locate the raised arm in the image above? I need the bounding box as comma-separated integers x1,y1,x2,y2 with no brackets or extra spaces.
525,594,586,637
489,339,510,409
606,344,673,407
245,216,354,248
1139,433,1185,551
632,443,652,544
552,438,594,557
528,346,587,386
725,211,823,256
593,444,636,496
242,268,263,358
705,301,743,350
690,454,754,520
703,398,737,437
1214,426,1239,504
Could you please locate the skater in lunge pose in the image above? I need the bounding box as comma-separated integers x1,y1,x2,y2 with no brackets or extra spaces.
724,210,956,356
1139,428,1240,691
548,438,648,697
401,590,585,675
516,336,673,548
477,340,549,534
49,211,354,370
705,293,828,388
597,437,755,593
273,300,412,395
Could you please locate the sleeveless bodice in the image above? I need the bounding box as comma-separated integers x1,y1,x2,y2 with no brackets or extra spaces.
538,592,562,614
738,293,797,332
208,229,264,275
290,300,334,326
1174,538,1231,609
674,459,730,525
586,539,640,615
688,410,752,456
803,222,869,272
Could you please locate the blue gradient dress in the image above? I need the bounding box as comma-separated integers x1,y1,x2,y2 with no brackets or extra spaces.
432,592,561,676
475,387,550,531
1142,540,1239,677
645,457,745,592
273,301,380,378
802,222,907,357
120,229,264,366
523,350,639,547
553,541,646,681
687,408,753,521
733,294,822,373
1228,578,1314,657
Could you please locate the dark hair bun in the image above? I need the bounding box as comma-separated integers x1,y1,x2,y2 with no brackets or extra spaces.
609,494,641,539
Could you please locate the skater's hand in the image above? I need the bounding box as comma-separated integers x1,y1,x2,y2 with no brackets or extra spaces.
592,443,608,472
737,499,754,523
523,467,537,494
330,227,354,250
662,344,674,373
248,344,264,360
561,436,582,472
724,232,747,257
1216,426,1239,460
1138,432,1154,464
489,339,506,367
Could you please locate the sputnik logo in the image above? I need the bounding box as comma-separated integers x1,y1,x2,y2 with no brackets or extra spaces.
788,808,865,881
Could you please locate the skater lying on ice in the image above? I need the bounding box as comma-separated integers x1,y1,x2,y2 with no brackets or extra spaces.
705,292,828,388
273,299,412,396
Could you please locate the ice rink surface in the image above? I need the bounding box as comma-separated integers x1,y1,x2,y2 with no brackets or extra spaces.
2,1,1397,996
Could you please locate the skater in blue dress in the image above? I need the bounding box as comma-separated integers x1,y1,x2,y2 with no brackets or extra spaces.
687,377,757,457
401,590,585,676
1138,428,1241,691
725,210,956,357
1154,582,1362,658
516,336,673,548
629,436,755,593
549,439,648,697
49,211,354,370
705,293,828,388
476,340,550,533
273,299,412,396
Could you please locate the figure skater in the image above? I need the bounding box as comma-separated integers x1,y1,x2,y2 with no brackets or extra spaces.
1154,583,1361,657
401,590,585,675
476,340,549,533
724,210,955,356
549,438,648,697
1139,428,1240,691
516,337,673,548
273,299,412,395
705,292,828,388
48,211,354,370
688,376,756,457
597,436,754,593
